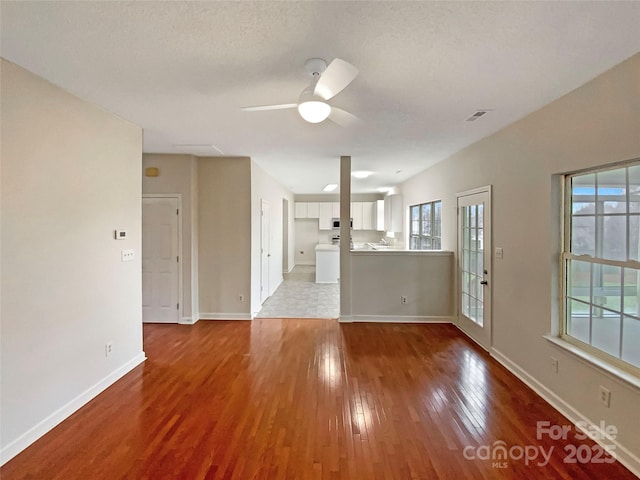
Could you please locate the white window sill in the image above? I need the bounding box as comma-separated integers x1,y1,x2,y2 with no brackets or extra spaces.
544,335,640,391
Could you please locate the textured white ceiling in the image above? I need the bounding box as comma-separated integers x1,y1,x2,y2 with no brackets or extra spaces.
2,1,639,193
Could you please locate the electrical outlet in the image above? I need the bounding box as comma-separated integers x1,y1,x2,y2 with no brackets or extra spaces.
401,296,408,304
238,294,244,302
121,249,135,262
105,342,113,357
599,386,611,408
551,357,558,373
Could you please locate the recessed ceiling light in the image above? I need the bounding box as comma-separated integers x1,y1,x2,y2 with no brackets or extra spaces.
323,183,338,192
352,171,373,179
376,187,391,193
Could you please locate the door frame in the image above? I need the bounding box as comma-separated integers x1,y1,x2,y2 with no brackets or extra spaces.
142,194,183,322
455,185,492,350
260,199,271,304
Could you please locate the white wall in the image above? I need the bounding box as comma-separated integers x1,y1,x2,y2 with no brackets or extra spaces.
401,53,640,473
0,59,145,463
198,157,252,319
250,160,295,315
294,219,320,265
142,154,199,322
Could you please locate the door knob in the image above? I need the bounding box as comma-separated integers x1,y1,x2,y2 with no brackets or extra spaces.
480,280,488,285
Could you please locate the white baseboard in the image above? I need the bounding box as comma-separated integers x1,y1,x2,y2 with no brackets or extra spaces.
339,315,454,324
199,313,252,321
295,260,315,266
283,265,295,274
179,314,199,325
490,348,640,478
0,352,146,466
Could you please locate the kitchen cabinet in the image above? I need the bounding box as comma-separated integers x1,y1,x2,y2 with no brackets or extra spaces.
307,202,319,218
384,194,403,232
315,244,340,283
318,203,333,230
351,202,363,230
294,202,307,219
299,201,379,230
332,202,340,218
362,202,374,230
351,201,376,230
294,202,319,219
374,200,385,231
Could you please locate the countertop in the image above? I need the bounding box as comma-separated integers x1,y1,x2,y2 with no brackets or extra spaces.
315,244,340,252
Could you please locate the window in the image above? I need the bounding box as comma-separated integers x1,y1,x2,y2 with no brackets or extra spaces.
409,200,441,250
563,163,640,375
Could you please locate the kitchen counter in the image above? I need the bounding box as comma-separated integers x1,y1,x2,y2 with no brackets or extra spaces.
315,244,340,283
351,249,453,255
315,244,340,252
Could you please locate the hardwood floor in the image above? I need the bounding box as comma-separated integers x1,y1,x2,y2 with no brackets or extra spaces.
2,320,636,479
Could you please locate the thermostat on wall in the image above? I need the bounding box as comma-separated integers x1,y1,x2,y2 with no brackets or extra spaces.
115,229,128,240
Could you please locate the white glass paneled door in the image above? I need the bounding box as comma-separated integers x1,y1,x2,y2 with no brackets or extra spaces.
457,188,492,349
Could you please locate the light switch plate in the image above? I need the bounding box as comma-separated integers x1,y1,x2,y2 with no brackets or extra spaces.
121,249,135,262
495,247,503,259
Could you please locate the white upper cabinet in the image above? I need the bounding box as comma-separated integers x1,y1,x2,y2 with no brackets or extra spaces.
318,203,333,230
332,202,340,218
374,199,385,231
297,200,380,230
294,202,307,219
351,202,363,230
384,194,403,232
295,202,319,219
306,202,319,218
362,201,374,230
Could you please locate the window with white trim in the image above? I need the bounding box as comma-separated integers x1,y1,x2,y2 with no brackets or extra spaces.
409,200,441,250
563,163,640,375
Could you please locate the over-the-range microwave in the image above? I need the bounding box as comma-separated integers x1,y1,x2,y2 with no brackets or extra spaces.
332,218,353,230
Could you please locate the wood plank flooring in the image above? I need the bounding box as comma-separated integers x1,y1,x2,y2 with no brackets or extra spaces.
2,320,636,479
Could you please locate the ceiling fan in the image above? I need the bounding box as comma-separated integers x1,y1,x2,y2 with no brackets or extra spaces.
241,58,360,126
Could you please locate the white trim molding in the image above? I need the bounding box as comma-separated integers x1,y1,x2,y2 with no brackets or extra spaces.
490,348,640,478
199,313,252,321
0,352,146,466
340,315,454,324
179,316,199,325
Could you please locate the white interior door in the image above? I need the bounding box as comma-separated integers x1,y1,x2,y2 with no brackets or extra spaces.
142,197,179,323
261,199,271,304
457,188,492,349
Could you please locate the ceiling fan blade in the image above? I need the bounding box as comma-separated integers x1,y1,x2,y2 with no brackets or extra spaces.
314,58,359,101
328,107,360,127
241,103,298,112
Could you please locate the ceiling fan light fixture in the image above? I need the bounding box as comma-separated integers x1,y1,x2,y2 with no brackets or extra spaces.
298,100,331,123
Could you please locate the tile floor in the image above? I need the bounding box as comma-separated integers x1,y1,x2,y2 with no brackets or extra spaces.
256,266,339,318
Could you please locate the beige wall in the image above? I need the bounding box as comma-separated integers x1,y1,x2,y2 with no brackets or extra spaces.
1,59,144,462
401,53,640,471
198,157,252,319
349,252,454,321
142,154,199,322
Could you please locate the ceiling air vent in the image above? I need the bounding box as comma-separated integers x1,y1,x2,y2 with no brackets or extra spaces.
466,110,491,122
